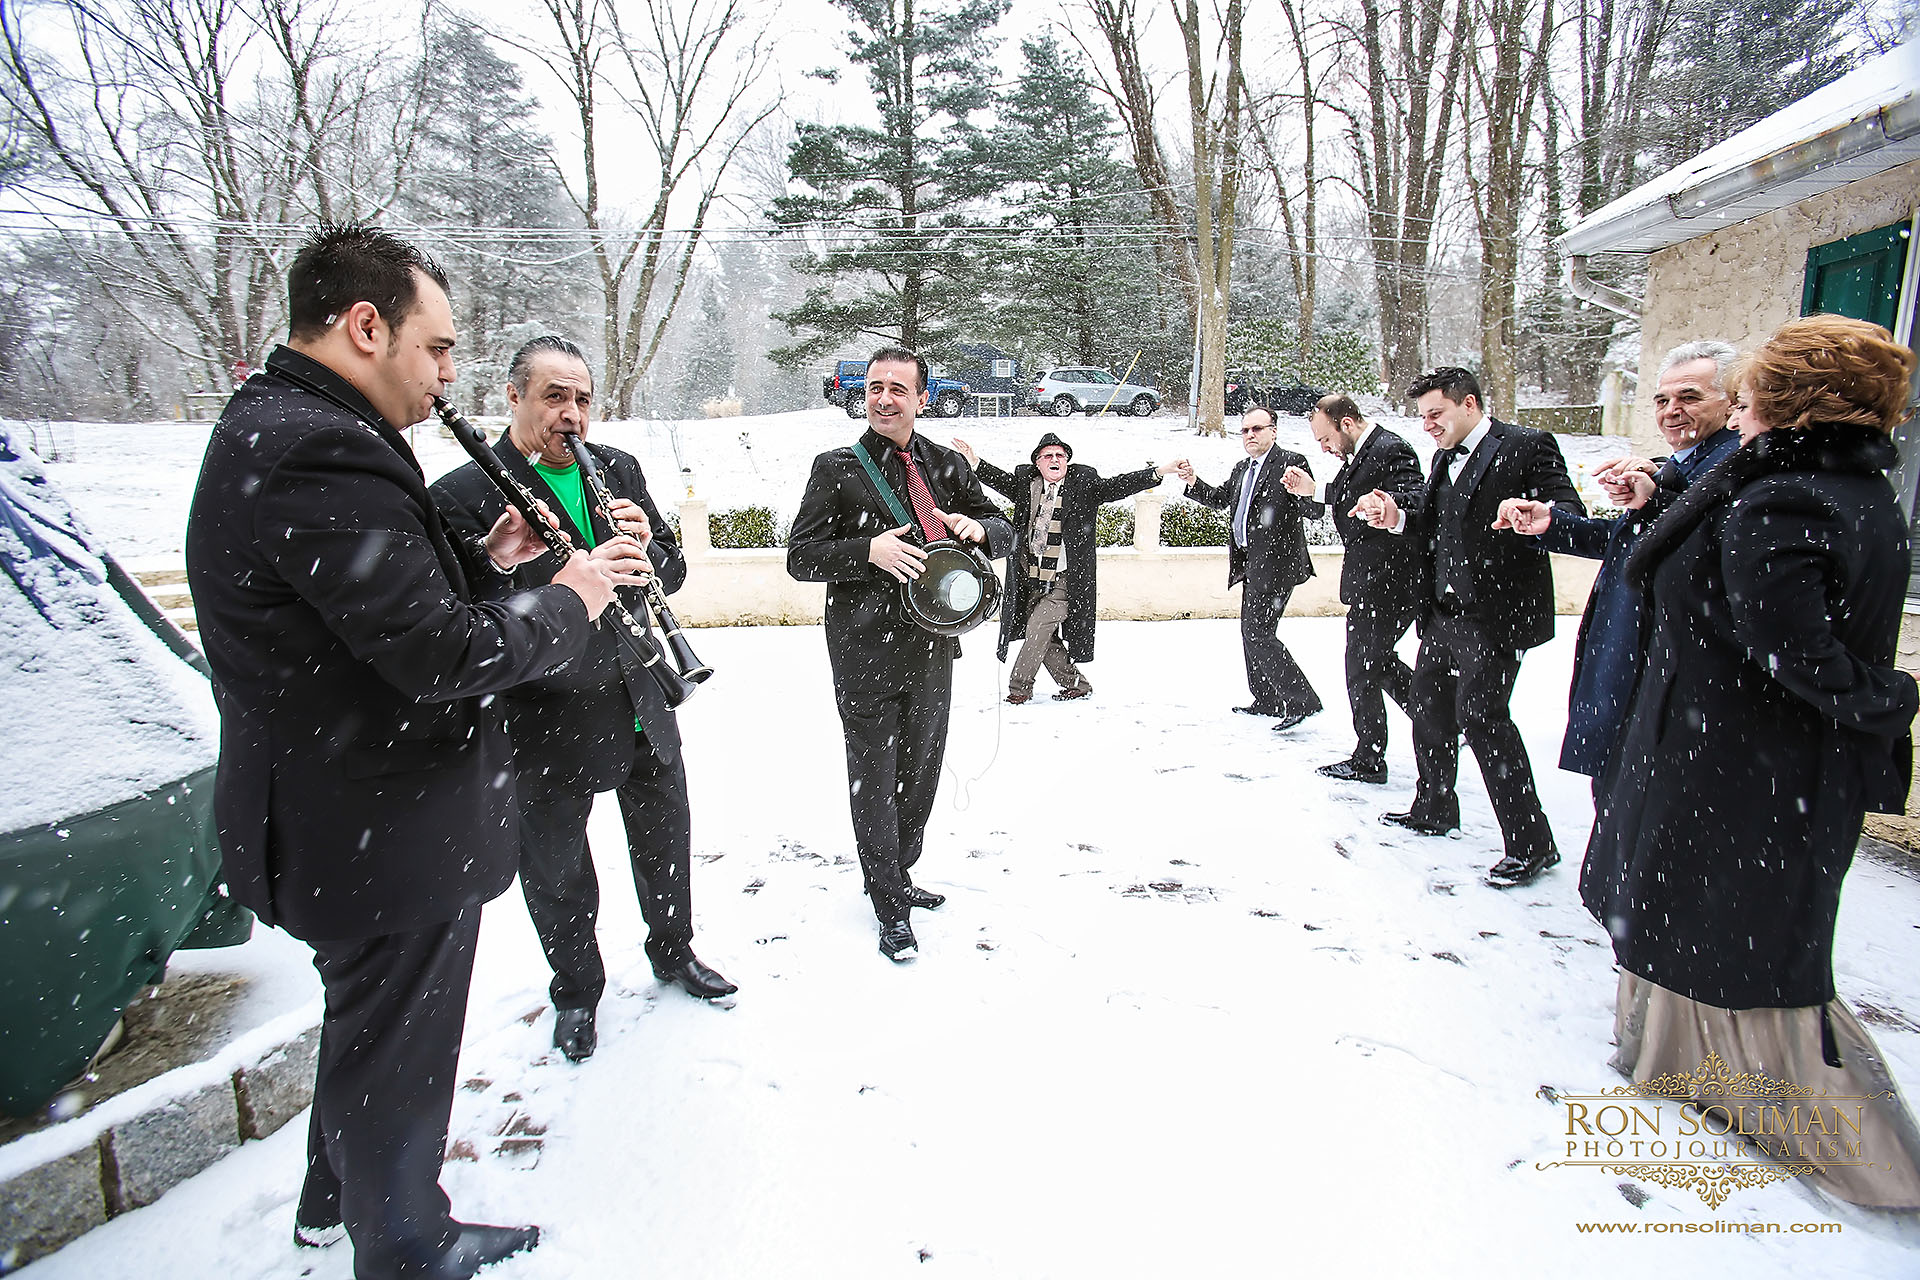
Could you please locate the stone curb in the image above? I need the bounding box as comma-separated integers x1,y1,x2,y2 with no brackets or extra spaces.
0,1024,319,1273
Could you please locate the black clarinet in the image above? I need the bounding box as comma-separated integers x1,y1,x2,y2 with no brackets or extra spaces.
434,397,697,709
563,434,714,684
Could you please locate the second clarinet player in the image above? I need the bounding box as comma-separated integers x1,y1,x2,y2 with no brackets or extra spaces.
431,335,736,1066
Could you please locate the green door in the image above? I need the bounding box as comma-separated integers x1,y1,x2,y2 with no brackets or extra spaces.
1801,220,1909,328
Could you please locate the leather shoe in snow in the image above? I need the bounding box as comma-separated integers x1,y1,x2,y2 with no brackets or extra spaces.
879,920,919,962
552,1007,595,1062
1317,758,1387,784
420,1222,540,1278
653,956,739,1000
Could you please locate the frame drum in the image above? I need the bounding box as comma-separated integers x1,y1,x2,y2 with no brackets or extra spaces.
901,539,1003,636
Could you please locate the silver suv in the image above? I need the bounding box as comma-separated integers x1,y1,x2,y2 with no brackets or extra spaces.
1026,367,1158,417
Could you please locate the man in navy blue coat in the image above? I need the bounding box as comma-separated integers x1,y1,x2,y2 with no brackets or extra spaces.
1496,340,1739,788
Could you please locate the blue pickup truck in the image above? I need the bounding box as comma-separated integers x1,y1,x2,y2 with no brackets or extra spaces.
822,359,972,418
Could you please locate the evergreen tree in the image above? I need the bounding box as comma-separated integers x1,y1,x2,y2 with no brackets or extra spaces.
982,34,1164,370
674,280,738,413
1646,0,1859,167
768,0,1009,366
407,20,579,415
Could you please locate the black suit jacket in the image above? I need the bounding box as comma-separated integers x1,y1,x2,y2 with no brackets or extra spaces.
432,437,686,794
1302,425,1425,608
975,458,1160,663
787,428,1015,693
184,346,590,941
1393,418,1583,651
1186,447,1316,590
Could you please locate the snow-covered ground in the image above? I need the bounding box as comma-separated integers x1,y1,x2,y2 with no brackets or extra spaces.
10,408,1920,1274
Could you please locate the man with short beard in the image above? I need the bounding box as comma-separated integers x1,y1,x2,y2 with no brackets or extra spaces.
1281,394,1425,783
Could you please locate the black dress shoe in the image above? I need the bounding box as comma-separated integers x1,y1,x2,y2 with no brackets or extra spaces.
901,884,946,910
1486,848,1561,887
1270,707,1319,732
1381,810,1458,837
653,956,739,1000
422,1222,541,1278
552,1007,595,1062
1233,703,1285,717
293,1216,343,1249
879,920,919,962
1317,757,1387,784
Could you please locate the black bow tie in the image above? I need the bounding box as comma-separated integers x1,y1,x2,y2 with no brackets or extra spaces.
1444,444,1470,459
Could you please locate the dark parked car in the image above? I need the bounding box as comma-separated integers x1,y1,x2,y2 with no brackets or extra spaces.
1225,369,1324,417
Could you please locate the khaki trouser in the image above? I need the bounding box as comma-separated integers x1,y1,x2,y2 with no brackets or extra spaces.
1009,587,1086,697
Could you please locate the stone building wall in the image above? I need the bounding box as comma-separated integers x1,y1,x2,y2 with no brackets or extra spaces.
1628,158,1920,455
1630,160,1920,843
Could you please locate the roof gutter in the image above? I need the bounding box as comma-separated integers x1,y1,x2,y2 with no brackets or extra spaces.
1568,256,1642,320
1669,95,1920,221
1558,87,1920,257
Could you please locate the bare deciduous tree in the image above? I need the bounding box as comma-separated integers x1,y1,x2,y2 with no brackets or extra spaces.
1076,0,1197,309
1326,0,1468,398
1242,0,1324,373
1460,0,1555,413
522,0,772,417
0,0,427,386
1173,0,1244,437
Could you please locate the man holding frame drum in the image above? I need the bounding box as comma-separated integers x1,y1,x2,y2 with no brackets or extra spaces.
788,347,1015,962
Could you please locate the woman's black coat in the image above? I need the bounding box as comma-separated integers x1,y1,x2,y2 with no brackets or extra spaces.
1583,423,1916,1008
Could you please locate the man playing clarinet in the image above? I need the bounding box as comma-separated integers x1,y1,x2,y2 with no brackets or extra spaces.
433,336,735,1066
187,227,632,1278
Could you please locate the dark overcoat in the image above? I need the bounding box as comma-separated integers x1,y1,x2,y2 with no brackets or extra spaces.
1186,447,1316,591
1393,418,1582,651
1538,427,1739,777
431,437,686,793
787,427,1015,692
1300,424,1425,609
1583,423,1917,1008
975,457,1161,663
184,346,590,941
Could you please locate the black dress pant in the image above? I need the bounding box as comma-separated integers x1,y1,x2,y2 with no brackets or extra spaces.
1241,578,1321,715
1407,611,1556,859
836,658,952,924
1344,596,1419,769
298,910,479,1279
516,742,695,1012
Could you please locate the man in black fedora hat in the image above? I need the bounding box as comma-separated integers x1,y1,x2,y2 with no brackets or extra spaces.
951,432,1183,705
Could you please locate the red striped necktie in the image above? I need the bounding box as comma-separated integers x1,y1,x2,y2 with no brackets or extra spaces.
896,448,946,542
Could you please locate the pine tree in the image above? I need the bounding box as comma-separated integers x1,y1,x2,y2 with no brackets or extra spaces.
407,20,578,415
768,0,1009,366
982,34,1163,370
674,281,738,413
1645,0,1859,167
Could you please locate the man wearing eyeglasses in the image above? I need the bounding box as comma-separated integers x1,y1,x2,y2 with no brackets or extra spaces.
1178,406,1322,730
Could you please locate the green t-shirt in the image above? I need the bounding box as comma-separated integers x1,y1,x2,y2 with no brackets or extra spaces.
530,458,647,736
531,460,594,549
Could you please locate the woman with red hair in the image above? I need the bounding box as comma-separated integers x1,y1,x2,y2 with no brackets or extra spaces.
1586,314,1920,1208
